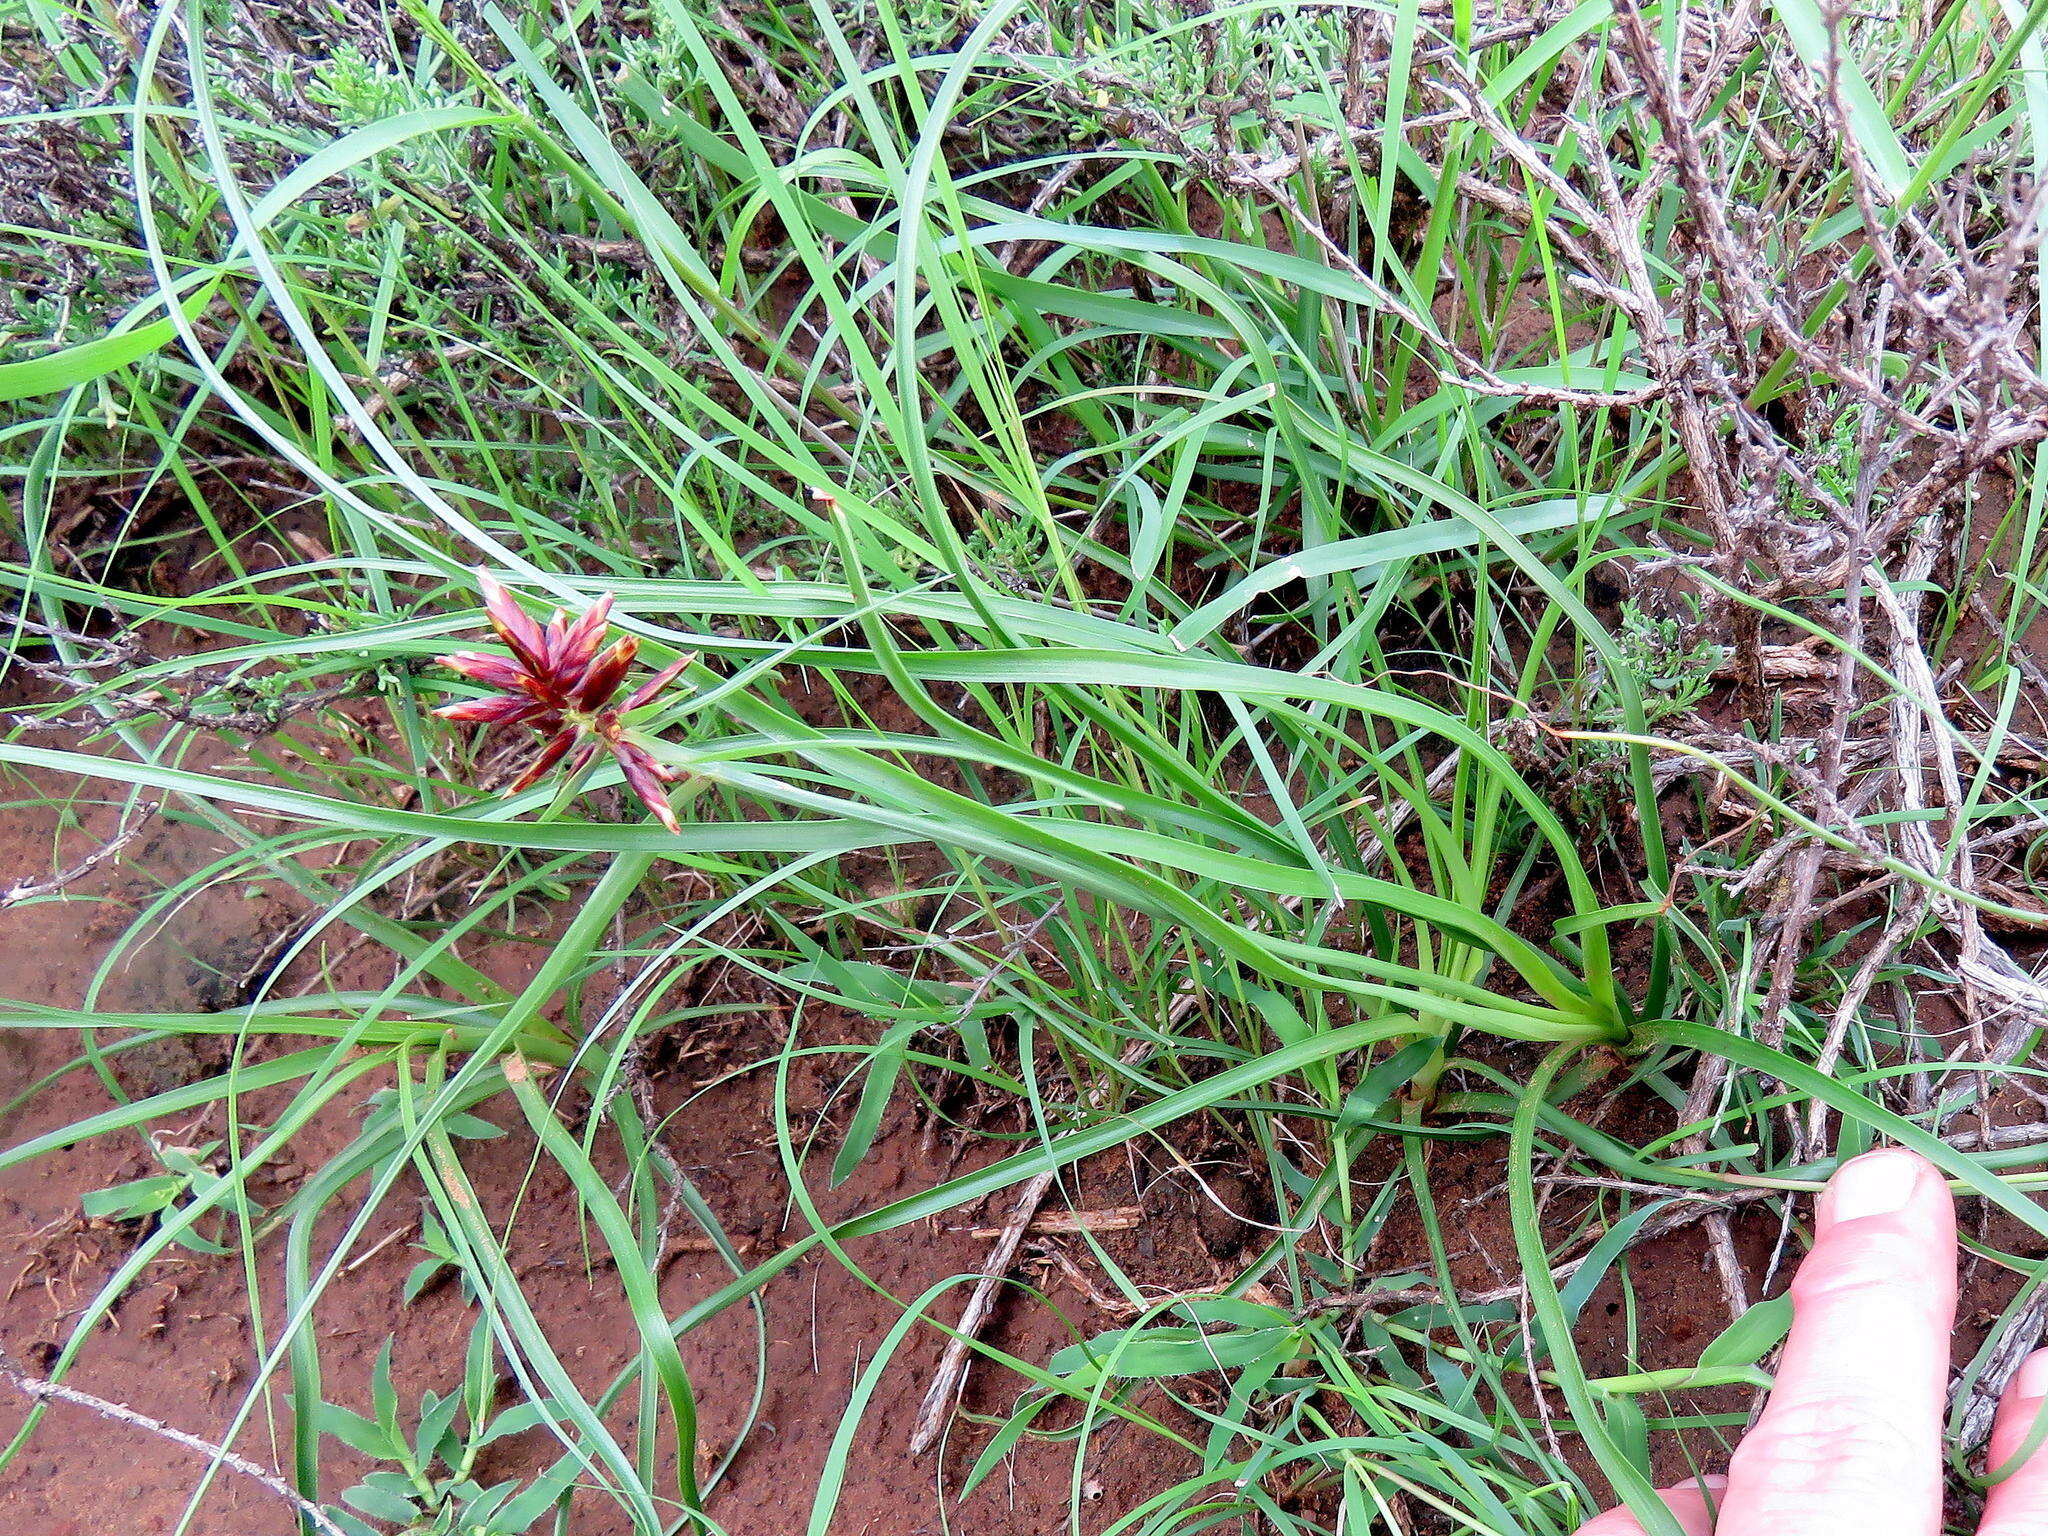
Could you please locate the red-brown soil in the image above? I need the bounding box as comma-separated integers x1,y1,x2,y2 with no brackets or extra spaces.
0,745,1218,1533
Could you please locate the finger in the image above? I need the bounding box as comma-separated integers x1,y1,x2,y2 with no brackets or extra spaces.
1572,1476,1725,1535
1717,1148,1956,1536
1981,1348,2048,1534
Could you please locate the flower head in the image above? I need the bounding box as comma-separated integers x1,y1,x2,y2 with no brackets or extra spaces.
436,572,689,831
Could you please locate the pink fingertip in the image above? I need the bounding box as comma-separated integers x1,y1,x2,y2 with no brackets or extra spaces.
1820,1147,1932,1226
2017,1348,2048,1401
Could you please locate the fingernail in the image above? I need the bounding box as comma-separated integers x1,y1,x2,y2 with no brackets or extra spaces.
1696,1474,1729,1491
2016,1349,2048,1400
1829,1149,1922,1221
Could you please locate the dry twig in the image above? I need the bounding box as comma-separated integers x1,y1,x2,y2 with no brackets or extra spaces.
0,1342,350,1536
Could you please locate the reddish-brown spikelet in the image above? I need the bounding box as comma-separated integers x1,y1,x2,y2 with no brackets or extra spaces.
436,571,689,829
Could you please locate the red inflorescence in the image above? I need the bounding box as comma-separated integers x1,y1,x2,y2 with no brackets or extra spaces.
435,571,689,832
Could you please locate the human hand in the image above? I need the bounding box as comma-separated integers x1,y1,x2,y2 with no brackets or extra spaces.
1575,1148,2048,1534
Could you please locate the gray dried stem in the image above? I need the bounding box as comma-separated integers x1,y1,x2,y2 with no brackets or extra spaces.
0,1342,350,1536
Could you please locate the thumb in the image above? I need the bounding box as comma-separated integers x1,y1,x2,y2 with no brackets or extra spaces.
1716,1148,1954,1536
